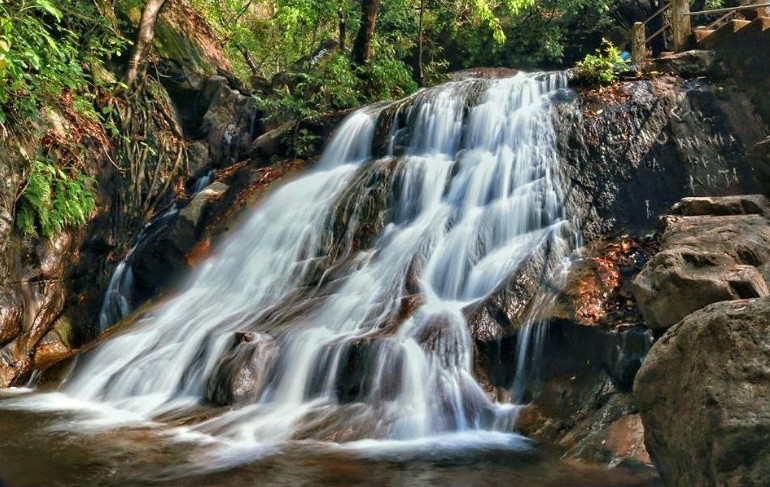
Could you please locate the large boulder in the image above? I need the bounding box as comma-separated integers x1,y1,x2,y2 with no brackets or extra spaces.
200,77,262,166
634,196,770,330
635,297,770,487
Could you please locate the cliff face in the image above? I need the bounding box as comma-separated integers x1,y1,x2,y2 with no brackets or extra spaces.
0,0,247,387
557,74,764,239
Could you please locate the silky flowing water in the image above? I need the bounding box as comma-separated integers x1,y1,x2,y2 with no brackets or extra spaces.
0,73,659,485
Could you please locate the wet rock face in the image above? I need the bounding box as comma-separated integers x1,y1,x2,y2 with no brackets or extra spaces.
480,320,653,398
129,182,229,305
464,243,552,342
634,195,770,330
555,76,763,240
635,297,770,487
206,332,279,406
485,319,654,468
0,234,75,387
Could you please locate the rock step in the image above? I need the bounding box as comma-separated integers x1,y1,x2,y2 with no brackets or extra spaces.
693,28,714,43
634,196,770,330
722,16,770,45
699,19,752,50
669,195,769,216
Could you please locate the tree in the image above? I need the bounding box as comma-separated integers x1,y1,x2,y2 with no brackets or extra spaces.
125,0,169,87
352,0,381,64
417,0,425,86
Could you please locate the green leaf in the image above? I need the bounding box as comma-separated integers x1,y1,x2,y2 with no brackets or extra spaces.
33,0,63,21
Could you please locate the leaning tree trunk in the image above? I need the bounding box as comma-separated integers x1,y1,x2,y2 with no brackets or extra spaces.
338,7,347,51
417,0,425,86
125,0,169,87
352,0,380,64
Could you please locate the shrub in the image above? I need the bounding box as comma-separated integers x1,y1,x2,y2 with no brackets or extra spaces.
0,0,124,124
572,39,629,86
1,1,120,238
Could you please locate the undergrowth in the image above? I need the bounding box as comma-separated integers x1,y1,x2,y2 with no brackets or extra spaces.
15,159,96,239
0,0,123,238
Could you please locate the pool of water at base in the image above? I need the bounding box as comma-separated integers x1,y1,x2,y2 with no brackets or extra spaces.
0,395,663,487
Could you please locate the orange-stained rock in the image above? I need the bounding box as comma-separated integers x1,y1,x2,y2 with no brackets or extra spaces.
604,414,651,465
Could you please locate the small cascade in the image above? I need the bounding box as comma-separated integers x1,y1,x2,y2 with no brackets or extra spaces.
37,73,577,453
98,171,217,331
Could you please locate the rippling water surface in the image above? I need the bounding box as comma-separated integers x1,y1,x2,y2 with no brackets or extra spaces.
0,393,662,487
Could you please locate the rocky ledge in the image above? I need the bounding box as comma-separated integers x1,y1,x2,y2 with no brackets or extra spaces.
634,195,770,330
633,195,770,487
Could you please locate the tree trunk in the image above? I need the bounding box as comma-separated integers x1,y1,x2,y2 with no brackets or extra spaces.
417,0,425,86
125,0,169,87
338,8,347,52
352,0,380,65
236,43,260,77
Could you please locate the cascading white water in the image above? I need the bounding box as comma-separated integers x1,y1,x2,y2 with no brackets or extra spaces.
22,73,576,453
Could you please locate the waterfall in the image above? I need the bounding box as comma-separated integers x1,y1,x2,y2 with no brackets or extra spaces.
31,73,575,451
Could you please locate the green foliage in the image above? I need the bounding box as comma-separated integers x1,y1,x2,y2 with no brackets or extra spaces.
572,39,629,86
466,0,535,44
16,159,96,239
1,0,121,238
448,0,616,69
257,50,416,125
0,0,124,125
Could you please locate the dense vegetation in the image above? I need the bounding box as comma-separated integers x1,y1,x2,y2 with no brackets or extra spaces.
191,0,624,118
0,0,122,237
0,0,726,238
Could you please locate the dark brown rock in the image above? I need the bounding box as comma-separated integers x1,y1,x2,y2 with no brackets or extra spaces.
634,203,770,330
635,297,770,487
206,332,279,406
646,50,725,78
131,182,228,304
749,137,770,195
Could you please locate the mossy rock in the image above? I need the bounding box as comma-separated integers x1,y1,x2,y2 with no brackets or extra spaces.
114,0,231,83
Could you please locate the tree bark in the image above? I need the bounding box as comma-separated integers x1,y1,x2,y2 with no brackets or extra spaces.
352,0,380,65
338,8,347,52
236,43,260,77
417,0,425,86
125,0,169,87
